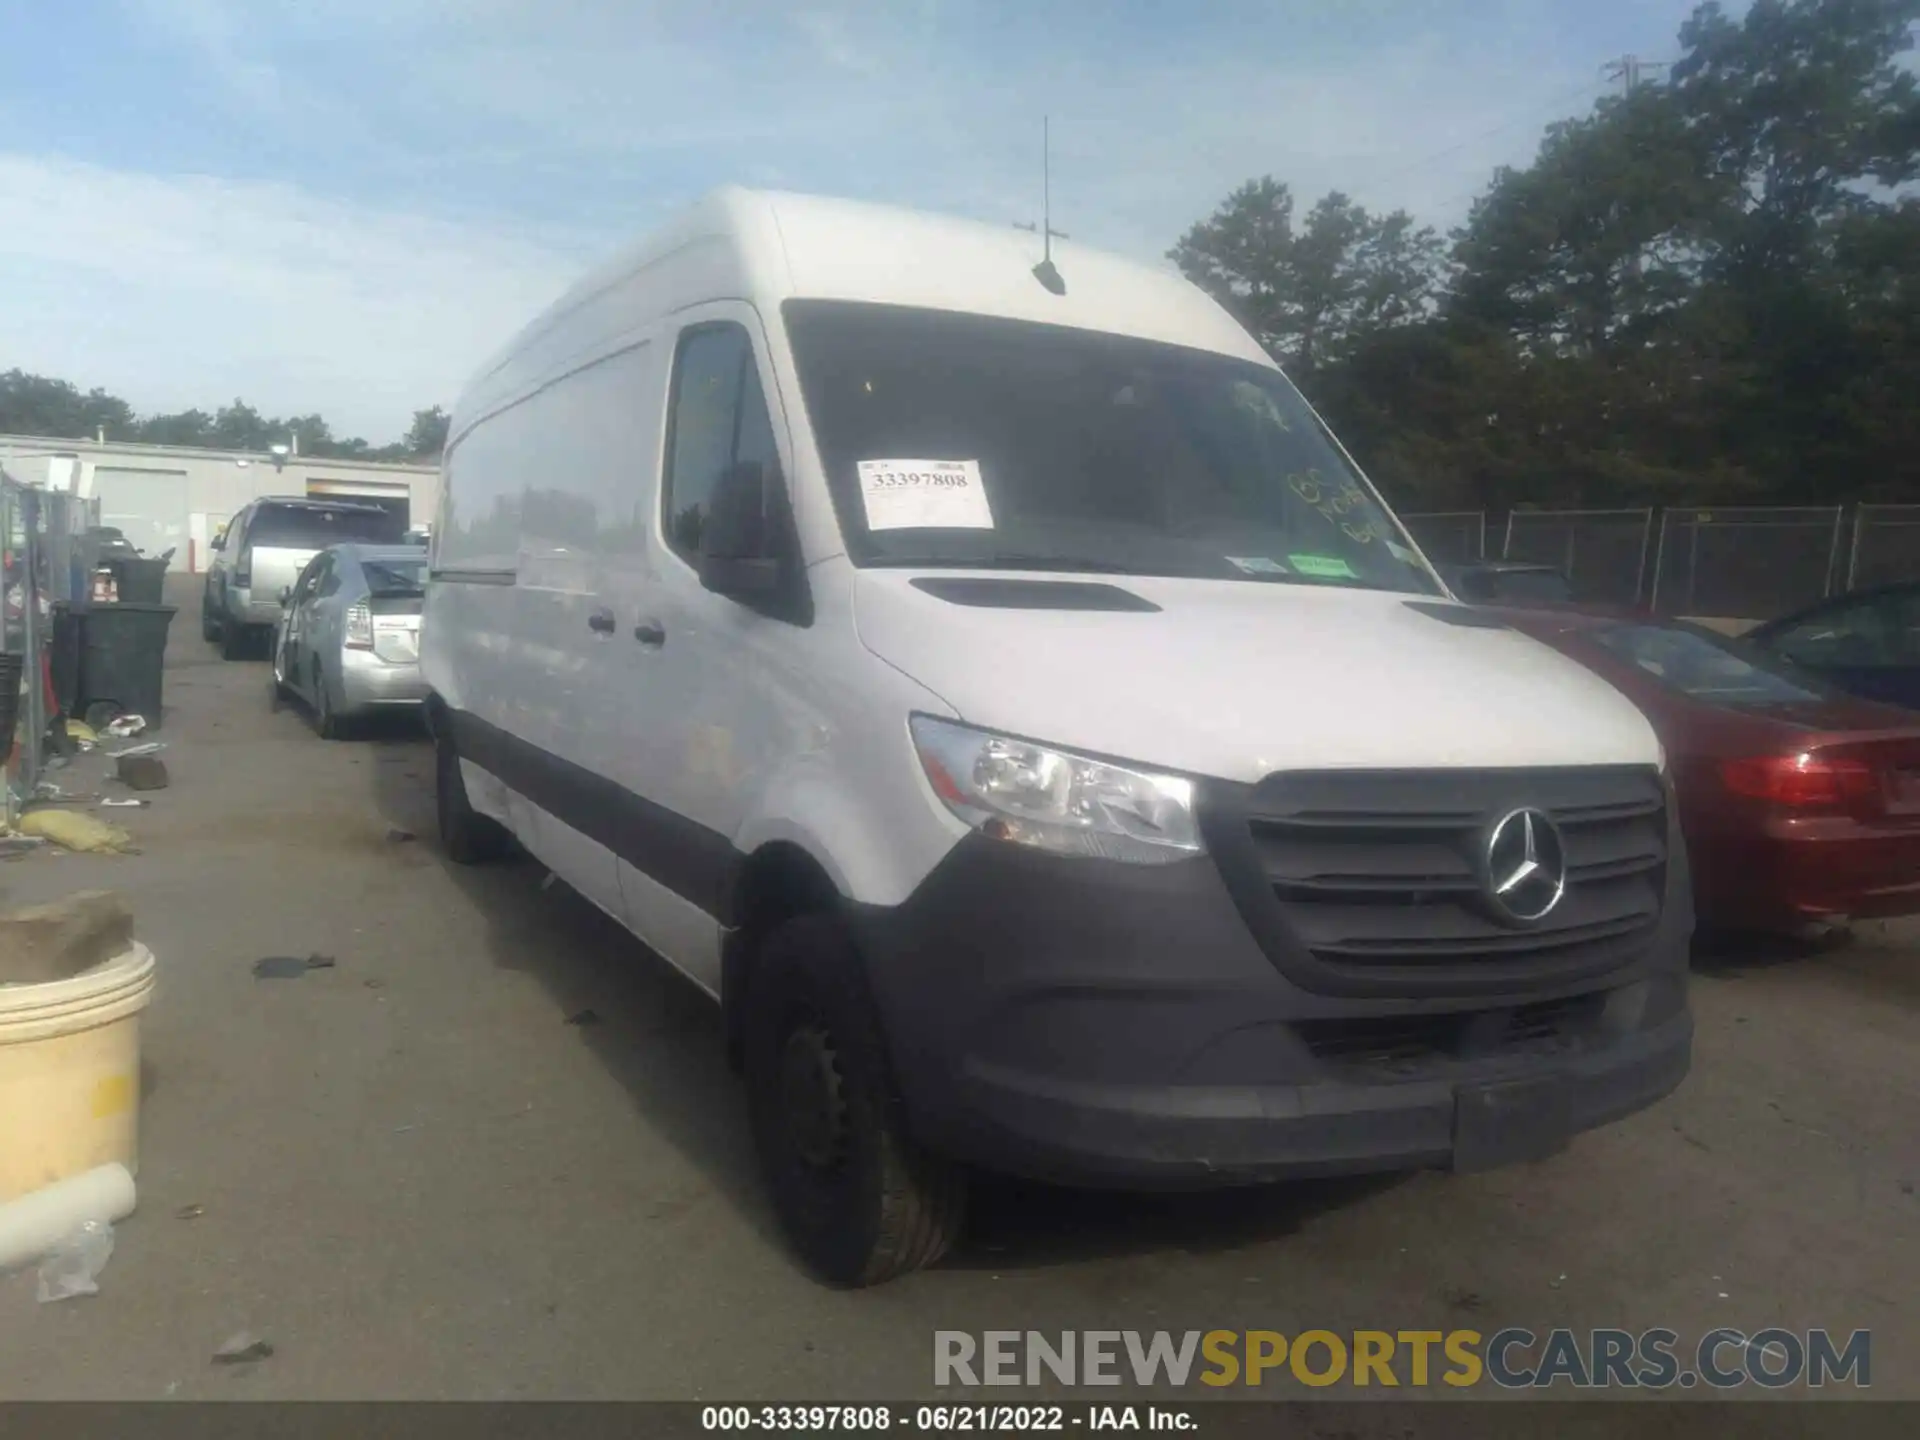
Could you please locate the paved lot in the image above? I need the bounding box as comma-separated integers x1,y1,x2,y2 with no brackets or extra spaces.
0,580,1914,1403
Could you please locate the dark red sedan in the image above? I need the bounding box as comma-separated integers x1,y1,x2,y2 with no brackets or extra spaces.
1492,608,1920,935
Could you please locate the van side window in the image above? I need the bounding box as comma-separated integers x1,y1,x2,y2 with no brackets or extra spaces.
664,324,780,562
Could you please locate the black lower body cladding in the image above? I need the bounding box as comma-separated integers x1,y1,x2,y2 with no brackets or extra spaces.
848,815,1693,1189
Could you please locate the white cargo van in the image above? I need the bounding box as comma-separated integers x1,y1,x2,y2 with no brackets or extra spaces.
422,188,1692,1286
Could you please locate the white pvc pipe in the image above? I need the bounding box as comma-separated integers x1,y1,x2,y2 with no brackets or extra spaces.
0,1164,136,1272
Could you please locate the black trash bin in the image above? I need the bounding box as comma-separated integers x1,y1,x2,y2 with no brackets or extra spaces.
0,651,21,764
107,556,169,604
49,601,82,720
78,603,176,731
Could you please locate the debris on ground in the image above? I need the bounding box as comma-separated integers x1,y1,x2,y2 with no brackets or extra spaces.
116,754,170,791
64,719,99,746
99,797,149,808
212,1332,274,1365
384,827,415,844
107,741,165,760
15,810,136,855
251,953,336,980
175,1204,205,1221
35,1220,115,1303
103,715,148,738
0,835,48,860
565,1008,601,1027
0,1165,137,1296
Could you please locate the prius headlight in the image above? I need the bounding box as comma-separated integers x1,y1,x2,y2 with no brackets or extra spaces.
909,715,1204,864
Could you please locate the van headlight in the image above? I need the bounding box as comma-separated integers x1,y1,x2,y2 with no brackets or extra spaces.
909,716,1204,864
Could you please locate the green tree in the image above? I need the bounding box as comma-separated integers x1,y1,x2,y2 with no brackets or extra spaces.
135,409,216,447
1169,180,1445,377
401,405,450,460
0,370,136,440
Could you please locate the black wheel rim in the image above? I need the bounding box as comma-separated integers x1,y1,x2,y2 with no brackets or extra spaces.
779,1020,850,1173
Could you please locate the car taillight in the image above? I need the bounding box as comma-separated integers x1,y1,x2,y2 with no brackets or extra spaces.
1719,752,1878,809
345,601,374,649
234,550,252,586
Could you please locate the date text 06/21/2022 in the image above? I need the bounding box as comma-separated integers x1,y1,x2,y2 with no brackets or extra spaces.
700,1405,1194,1432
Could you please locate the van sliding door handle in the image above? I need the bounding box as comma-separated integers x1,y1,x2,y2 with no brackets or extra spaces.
587,609,616,634
633,620,667,647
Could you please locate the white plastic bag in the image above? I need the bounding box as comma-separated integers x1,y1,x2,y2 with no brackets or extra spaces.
36,1220,115,1302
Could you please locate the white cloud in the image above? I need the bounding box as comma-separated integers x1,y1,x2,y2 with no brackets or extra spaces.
0,155,585,438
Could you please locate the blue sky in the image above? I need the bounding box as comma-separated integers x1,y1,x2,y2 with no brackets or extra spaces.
0,0,1706,439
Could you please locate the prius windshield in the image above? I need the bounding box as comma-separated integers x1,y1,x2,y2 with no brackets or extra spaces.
783,300,1439,595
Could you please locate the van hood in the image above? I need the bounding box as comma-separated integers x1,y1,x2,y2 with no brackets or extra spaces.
852,570,1660,784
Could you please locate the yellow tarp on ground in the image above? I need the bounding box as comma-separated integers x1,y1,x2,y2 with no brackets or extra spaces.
14,811,134,855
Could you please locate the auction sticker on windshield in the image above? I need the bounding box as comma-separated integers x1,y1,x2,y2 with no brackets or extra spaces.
1227,556,1291,576
1289,553,1358,580
857,459,995,532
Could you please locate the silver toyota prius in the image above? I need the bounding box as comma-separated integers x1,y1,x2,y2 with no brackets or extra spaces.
271,543,428,737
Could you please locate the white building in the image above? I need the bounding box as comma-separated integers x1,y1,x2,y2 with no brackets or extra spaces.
0,434,441,572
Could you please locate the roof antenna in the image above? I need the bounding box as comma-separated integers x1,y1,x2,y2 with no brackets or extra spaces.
1025,115,1066,295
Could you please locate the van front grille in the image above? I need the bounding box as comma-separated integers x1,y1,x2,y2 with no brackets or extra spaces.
1201,767,1668,998
1297,991,1609,1076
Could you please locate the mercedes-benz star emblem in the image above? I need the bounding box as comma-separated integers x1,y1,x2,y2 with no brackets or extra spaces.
1483,808,1567,923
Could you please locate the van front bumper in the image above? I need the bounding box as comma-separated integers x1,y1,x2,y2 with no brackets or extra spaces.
848,834,1693,1189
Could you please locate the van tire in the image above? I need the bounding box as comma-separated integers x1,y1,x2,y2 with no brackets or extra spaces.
202,598,221,643
221,619,249,661
435,726,510,864
744,914,966,1286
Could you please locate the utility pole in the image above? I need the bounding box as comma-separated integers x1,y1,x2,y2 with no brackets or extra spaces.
1603,54,1668,96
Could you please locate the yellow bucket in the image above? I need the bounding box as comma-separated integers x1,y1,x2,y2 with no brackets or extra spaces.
0,943,155,1203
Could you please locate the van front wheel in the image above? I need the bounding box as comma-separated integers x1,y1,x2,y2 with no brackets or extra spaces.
744,915,966,1286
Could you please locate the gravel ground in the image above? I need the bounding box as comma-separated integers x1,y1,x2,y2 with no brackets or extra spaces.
0,579,1913,1405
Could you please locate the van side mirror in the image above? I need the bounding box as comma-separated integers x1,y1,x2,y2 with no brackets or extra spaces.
697,462,782,599
279,587,293,607
211,532,227,551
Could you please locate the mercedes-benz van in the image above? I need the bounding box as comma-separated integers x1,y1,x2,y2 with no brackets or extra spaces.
421,188,1692,1287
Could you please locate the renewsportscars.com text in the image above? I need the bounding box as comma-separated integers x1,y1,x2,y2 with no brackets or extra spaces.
933,1328,1871,1390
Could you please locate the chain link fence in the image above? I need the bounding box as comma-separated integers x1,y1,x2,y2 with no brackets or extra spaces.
1846,505,1920,591
1501,509,1653,606
1649,506,1845,621
1383,501,1920,615
1398,512,1487,566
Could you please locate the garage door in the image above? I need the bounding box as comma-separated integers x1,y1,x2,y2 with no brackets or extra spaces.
93,468,190,561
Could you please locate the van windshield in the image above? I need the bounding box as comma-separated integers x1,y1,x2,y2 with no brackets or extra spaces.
783,300,1439,595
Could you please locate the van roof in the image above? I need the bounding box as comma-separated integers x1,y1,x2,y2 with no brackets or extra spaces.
458,187,1272,426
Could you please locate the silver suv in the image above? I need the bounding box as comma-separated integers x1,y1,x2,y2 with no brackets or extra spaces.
202,498,405,659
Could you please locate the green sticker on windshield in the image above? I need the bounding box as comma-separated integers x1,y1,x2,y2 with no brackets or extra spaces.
1288,553,1357,580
